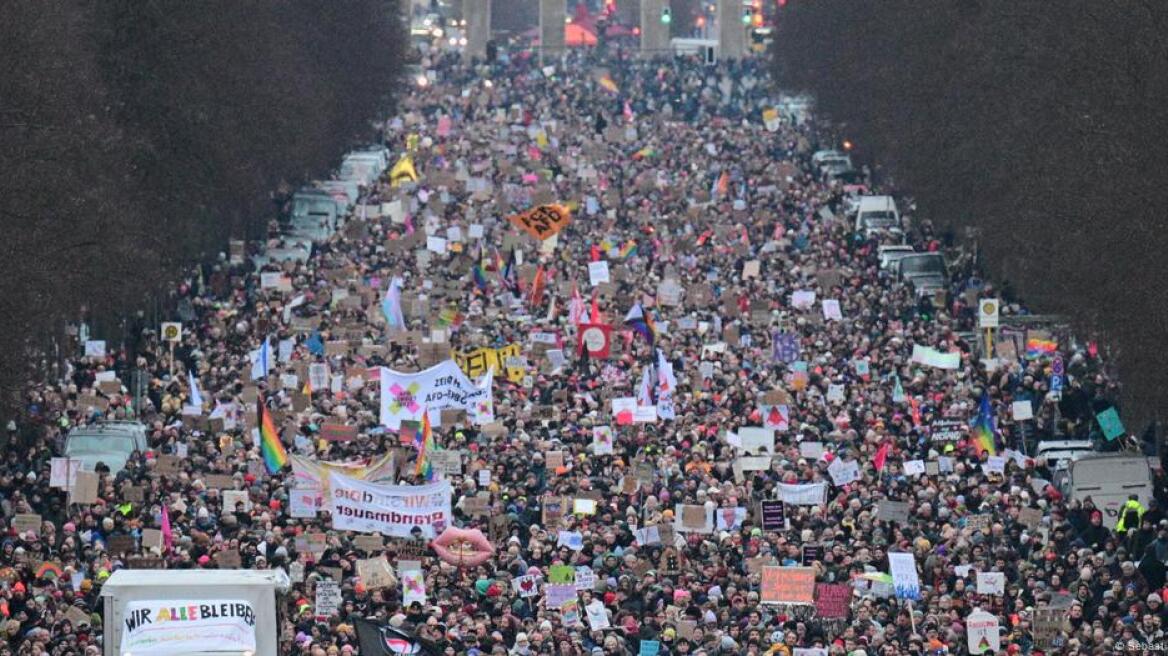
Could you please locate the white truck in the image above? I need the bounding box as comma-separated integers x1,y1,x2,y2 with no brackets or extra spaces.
101,569,289,656
1067,454,1154,521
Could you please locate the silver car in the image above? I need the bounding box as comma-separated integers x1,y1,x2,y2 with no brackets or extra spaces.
64,421,149,474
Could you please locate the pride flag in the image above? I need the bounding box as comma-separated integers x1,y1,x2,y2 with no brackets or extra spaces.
1026,338,1057,359
618,240,638,260
258,394,289,474
413,411,436,481
597,74,618,94
971,392,997,456
624,303,656,348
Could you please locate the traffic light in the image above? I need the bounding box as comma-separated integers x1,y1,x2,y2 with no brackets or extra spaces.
742,8,753,24
661,7,672,24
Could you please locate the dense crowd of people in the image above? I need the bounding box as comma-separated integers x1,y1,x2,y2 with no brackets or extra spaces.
1,38,1163,656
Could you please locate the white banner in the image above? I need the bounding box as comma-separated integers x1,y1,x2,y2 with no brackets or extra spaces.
120,599,256,655
379,360,487,429
777,482,827,506
328,472,452,539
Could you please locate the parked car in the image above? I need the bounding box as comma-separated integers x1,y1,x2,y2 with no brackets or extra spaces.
64,421,148,474
896,252,948,297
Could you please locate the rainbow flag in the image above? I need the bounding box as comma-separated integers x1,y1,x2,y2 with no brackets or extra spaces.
472,262,489,293
597,74,618,94
413,411,435,481
970,392,997,456
618,240,638,260
435,306,465,330
258,394,289,473
624,303,656,348
1026,338,1057,359
631,146,656,160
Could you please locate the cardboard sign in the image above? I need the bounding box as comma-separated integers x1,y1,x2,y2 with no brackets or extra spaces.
357,557,397,590
353,535,386,553
214,549,242,568
106,535,135,555
12,514,41,536
156,455,183,475
876,501,911,525
760,566,816,605
508,204,571,240
321,424,358,442
70,471,100,504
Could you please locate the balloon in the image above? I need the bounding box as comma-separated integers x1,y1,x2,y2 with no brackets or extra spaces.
431,526,494,567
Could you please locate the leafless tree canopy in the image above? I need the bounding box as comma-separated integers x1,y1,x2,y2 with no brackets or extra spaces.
772,1,1168,426
0,1,406,416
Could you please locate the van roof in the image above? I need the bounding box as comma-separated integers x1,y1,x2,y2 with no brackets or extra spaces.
100,569,288,595
857,195,897,212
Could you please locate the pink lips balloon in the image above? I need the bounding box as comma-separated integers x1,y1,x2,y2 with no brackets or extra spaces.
431,526,494,567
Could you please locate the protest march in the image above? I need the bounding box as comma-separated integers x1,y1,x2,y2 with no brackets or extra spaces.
1,25,1163,656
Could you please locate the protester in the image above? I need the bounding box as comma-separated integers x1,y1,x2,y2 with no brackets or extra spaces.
0,39,1161,656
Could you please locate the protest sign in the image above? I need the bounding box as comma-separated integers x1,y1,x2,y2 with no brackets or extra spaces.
814,583,851,619
513,575,541,598
760,500,786,530
930,419,965,442
327,472,452,538
676,504,713,533
737,427,775,454
508,204,571,240
887,552,920,600
545,584,577,609
760,566,815,605
966,609,1001,654
827,459,861,486
1096,407,1125,440
976,571,1006,595
910,344,960,369
875,501,911,525
1032,606,1068,649
316,580,341,617
402,570,426,606
12,514,41,536
357,557,397,590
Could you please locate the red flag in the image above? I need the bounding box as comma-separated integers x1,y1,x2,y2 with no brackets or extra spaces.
577,323,612,359
873,441,891,472
591,243,601,262
590,290,602,323
910,398,921,427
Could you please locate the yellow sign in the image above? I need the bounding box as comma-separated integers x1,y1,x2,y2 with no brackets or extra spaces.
452,344,525,384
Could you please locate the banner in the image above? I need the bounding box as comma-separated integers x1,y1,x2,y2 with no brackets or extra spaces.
379,360,488,428
289,453,397,494
328,472,452,539
508,204,572,240
777,483,827,506
760,566,815,605
452,344,522,381
910,344,961,370
120,599,256,655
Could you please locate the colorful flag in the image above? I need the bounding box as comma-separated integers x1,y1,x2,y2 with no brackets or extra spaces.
623,100,635,122
435,306,465,330
472,261,489,293
971,392,998,456
389,154,418,187
1025,338,1057,359
617,240,638,260
638,364,655,406
414,411,435,481
381,277,405,329
597,74,618,94
632,146,655,160
624,303,656,348
258,394,289,474
501,249,520,297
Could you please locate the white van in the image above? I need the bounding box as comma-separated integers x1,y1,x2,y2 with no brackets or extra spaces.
1067,454,1154,521
854,195,902,237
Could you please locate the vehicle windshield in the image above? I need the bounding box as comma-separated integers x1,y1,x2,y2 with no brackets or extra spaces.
862,210,897,226
66,435,135,455
899,255,945,275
